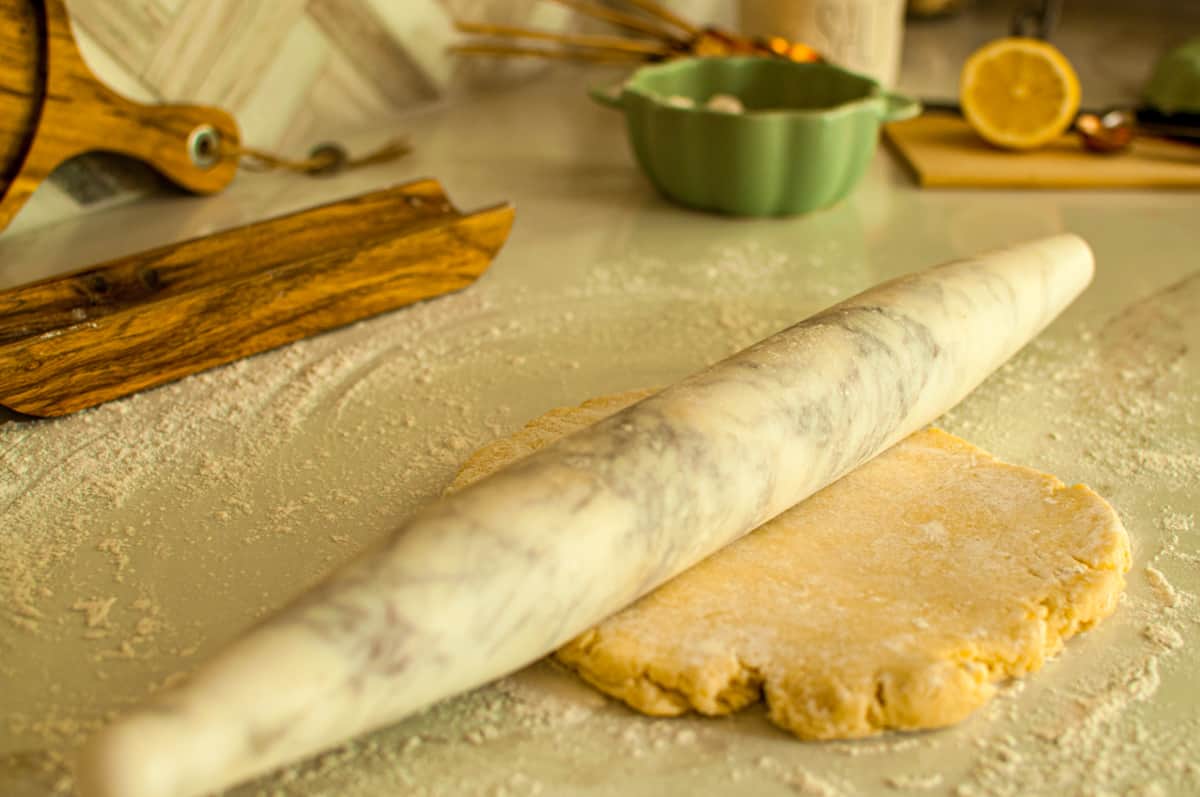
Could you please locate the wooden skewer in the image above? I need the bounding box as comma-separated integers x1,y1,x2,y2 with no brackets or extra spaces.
449,43,651,63
454,20,672,56
544,0,684,43
622,0,702,37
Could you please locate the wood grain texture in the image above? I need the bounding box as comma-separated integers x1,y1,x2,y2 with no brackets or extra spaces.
0,0,42,189
0,178,455,344
0,179,514,416
0,0,240,232
885,112,1200,189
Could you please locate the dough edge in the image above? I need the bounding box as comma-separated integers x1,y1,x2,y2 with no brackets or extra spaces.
450,391,1131,740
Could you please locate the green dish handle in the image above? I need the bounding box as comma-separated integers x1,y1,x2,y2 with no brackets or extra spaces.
589,85,625,110
880,91,922,122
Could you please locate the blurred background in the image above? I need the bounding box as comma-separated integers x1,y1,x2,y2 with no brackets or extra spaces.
16,0,1197,234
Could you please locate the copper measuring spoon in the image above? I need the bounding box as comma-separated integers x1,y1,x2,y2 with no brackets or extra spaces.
1075,108,1200,153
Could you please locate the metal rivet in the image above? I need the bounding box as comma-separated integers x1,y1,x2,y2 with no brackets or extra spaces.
188,125,220,169
308,143,348,176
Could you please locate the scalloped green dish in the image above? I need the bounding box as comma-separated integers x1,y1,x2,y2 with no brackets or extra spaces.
592,57,919,217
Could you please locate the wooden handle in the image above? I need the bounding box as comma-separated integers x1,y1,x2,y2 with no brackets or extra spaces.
0,0,42,200
0,0,240,232
81,92,242,196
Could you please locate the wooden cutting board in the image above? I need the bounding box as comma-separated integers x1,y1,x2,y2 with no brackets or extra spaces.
0,0,240,233
885,112,1200,189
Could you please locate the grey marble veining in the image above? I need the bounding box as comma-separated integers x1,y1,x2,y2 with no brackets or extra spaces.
77,235,1094,797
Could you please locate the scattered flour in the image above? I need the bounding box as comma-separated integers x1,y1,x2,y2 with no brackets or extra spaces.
885,772,943,790
1,244,1196,796
936,281,1200,797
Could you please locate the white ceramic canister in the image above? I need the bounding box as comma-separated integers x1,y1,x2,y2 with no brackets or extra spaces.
738,0,906,88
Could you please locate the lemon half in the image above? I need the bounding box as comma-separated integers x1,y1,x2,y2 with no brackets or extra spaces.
960,37,1081,151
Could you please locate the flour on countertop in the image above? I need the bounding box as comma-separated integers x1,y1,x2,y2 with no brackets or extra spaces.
885,772,943,790
937,293,1200,796
1,241,1197,796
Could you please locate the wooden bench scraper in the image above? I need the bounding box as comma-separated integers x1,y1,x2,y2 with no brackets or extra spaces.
0,179,514,417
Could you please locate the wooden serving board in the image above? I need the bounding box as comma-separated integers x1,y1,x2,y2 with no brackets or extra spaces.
0,0,240,233
885,112,1200,189
0,179,514,417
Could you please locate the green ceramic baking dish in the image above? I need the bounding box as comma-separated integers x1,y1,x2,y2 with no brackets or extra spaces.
592,57,920,216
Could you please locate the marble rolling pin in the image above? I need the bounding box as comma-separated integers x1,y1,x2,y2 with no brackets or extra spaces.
78,234,1094,797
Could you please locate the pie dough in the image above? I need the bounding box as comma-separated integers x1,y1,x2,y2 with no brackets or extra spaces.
452,391,1131,740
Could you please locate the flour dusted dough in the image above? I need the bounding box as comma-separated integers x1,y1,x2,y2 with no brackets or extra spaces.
452,391,1131,740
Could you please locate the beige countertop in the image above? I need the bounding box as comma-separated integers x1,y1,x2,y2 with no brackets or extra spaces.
2,13,1198,795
